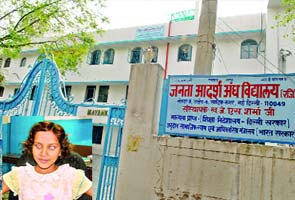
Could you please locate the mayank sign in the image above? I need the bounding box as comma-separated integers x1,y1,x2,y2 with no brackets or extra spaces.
159,73,295,145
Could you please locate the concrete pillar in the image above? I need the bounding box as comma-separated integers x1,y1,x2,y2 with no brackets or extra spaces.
194,0,217,75
115,63,164,199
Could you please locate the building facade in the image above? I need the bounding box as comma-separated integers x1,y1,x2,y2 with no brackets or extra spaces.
1,1,295,198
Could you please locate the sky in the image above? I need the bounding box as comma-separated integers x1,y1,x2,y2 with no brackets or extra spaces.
101,0,268,29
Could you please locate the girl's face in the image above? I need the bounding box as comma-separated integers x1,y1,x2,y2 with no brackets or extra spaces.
32,130,62,174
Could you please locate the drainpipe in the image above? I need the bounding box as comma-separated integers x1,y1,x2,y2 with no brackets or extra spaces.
164,20,172,79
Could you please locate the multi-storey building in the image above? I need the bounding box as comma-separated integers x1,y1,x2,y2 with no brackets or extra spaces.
0,0,293,141
1,1,294,198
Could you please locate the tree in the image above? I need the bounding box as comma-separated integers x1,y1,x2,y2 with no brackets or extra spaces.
0,0,108,83
275,0,295,40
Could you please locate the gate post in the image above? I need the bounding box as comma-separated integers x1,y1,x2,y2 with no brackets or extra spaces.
115,63,164,199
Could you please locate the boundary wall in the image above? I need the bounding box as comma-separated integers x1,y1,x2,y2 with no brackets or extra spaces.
116,63,295,200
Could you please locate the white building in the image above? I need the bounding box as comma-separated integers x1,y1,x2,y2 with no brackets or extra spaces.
0,0,293,108
1,1,294,198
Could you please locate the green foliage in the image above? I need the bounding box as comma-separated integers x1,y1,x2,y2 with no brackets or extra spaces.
0,73,5,85
275,0,295,40
0,0,109,78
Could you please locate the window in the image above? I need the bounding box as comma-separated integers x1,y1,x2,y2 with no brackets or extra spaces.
0,58,3,68
30,85,36,100
151,46,158,63
241,39,258,59
84,85,96,102
97,85,109,102
103,48,115,64
129,47,142,63
0,86,4,97
14,88,19,96
92,126,103,144
89,50,101,65
4,58,11,68
20,57,27,67
62,85,72,100
178,44,192,61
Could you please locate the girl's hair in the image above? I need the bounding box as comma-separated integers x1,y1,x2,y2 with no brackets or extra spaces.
23,121,71,160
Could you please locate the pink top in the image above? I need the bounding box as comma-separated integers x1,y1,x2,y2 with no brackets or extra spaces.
3,163,91,200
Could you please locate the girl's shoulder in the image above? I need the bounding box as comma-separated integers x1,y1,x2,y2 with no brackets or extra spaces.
58,163,76,172
18,163,76,180
58,163,87,176
58,164,89,180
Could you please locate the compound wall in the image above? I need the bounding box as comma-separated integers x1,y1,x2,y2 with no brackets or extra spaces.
116,63,295,200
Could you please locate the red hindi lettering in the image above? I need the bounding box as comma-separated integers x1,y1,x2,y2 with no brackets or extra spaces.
283,88,295,98
170,84,193,97
224,82,240,98
170,84,179,97
264,107,275,116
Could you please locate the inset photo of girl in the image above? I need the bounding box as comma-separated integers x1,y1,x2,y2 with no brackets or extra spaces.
1,116,93,200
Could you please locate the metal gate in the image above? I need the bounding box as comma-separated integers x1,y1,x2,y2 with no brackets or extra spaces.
0,54,78,116
0,54,126,199
97,107,125,200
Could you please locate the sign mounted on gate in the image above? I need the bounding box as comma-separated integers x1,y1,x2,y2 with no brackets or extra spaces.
159,73,295,145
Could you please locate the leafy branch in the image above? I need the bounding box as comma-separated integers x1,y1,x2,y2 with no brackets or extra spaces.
0,0,108,83
275,0,295,40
